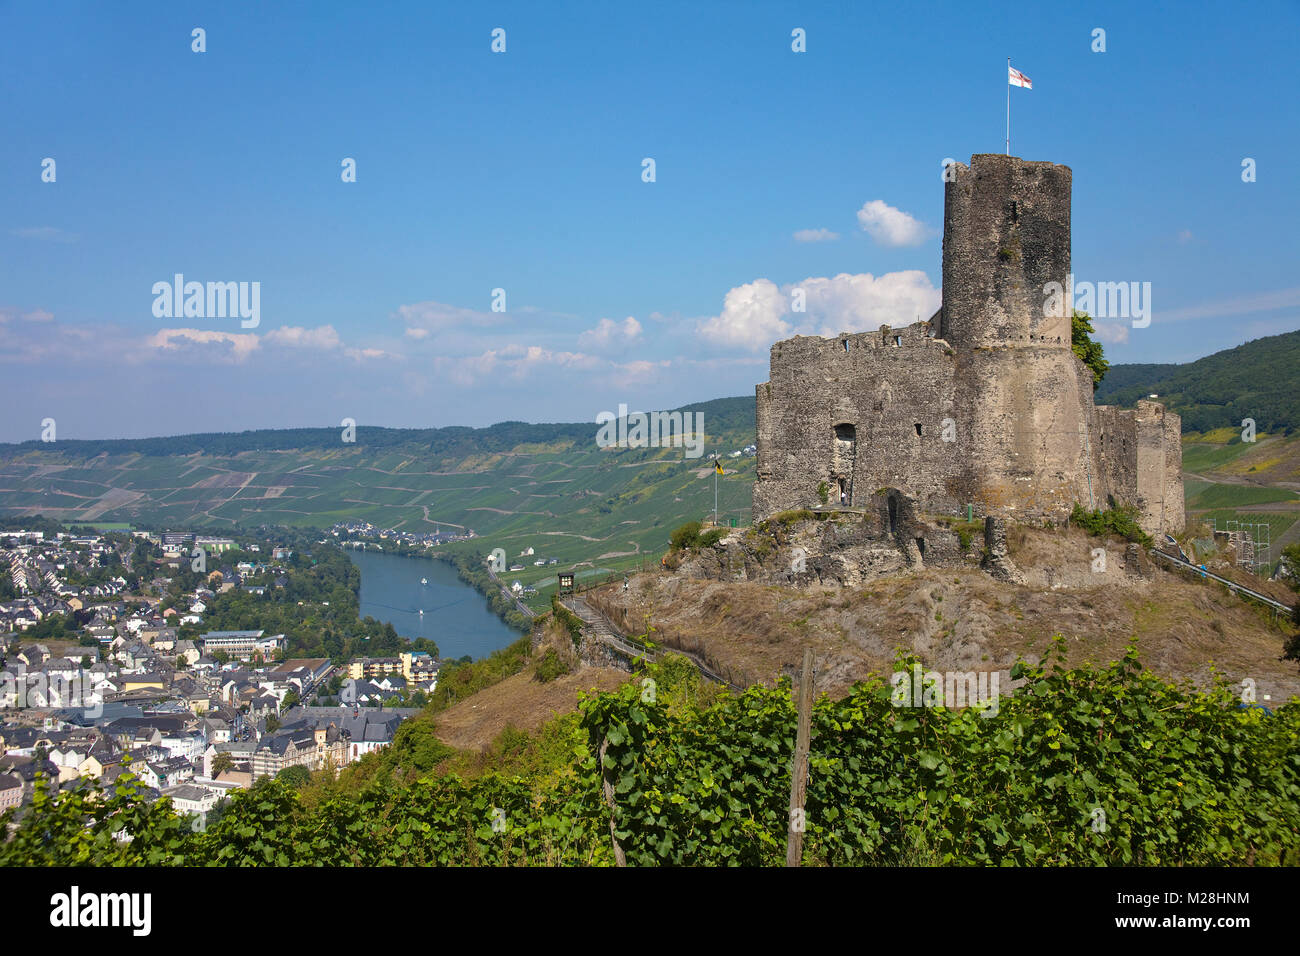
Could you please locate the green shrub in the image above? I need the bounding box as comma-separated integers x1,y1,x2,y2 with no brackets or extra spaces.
583,638,1300,866
551,594,584,649
1070,503,1152,547
669,521,702,551
4,641,1298,866
670,521,725,552
533,648,570,683
698,528,726,548
772,509,815,526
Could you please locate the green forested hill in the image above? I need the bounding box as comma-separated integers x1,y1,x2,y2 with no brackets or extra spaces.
0,396,754,461
1095,329,1300,434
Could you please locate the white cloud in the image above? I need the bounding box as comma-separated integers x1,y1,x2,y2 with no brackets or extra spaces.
793,228,840,243
508,345,601,376
616,359,672,384
263,325,341,349
344,347,396,361
145,328,261,363
435,344,605,386
577,316,642,350
1091,321,1129,345
394,299,503,335
697,271,941,351
855,200,932,247
799,271,941,335
696,279,792,349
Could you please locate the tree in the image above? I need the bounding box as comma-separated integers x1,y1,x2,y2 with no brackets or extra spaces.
276,765,311,789
265,714,281,734
1071,310,1109,388
211,752,234,778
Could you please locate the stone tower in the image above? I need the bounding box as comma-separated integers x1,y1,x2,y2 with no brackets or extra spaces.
751,153,1183,536
937,155,1073,348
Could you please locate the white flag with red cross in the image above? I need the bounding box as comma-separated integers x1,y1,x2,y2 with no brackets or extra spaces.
1008,65,1032,89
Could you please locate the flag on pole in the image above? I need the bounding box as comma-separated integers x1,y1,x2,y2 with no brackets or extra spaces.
1008,65,1032,89
714,459,724,475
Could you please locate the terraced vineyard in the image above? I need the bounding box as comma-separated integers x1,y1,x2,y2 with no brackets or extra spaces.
0,398,759,594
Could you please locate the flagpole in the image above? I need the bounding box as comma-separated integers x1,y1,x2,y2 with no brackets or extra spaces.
1006,57,1010,156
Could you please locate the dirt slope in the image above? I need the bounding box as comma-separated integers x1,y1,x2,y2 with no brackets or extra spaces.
433,665,630,750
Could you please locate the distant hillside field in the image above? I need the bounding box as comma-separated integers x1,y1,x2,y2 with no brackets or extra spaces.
1095,329,1300,435
0,397,759,603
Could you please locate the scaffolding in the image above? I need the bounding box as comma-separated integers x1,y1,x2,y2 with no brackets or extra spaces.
1209,517,1271,575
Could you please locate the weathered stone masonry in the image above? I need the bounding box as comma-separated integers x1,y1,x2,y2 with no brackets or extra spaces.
753,153,1183,536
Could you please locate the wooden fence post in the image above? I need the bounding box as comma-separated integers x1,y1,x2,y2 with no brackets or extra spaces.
598,736,628,867
786,647,814,867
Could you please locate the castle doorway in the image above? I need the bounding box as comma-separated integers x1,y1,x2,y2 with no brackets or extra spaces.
888,495,898,534
832,423,856,506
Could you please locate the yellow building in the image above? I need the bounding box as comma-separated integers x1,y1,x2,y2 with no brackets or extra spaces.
121,675,167,693
346,653,438,683
347,657,402,680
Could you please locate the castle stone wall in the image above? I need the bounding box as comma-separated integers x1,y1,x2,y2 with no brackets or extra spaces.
753,327,957,518
1093,400,1184,533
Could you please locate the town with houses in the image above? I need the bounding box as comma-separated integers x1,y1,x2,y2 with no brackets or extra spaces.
0,525,441,831
331,519,475,552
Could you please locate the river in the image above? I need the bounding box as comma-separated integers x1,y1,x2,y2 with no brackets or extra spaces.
345,548,521,661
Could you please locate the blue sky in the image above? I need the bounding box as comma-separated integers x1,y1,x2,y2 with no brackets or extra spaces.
2,0,1297,441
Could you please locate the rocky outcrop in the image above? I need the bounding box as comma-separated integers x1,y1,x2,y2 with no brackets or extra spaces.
676,491,992,589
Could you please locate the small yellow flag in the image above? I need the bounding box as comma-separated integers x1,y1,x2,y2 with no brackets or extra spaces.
714,460,724,475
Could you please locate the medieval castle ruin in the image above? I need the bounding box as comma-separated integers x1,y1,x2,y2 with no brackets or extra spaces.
752,153,1183,541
